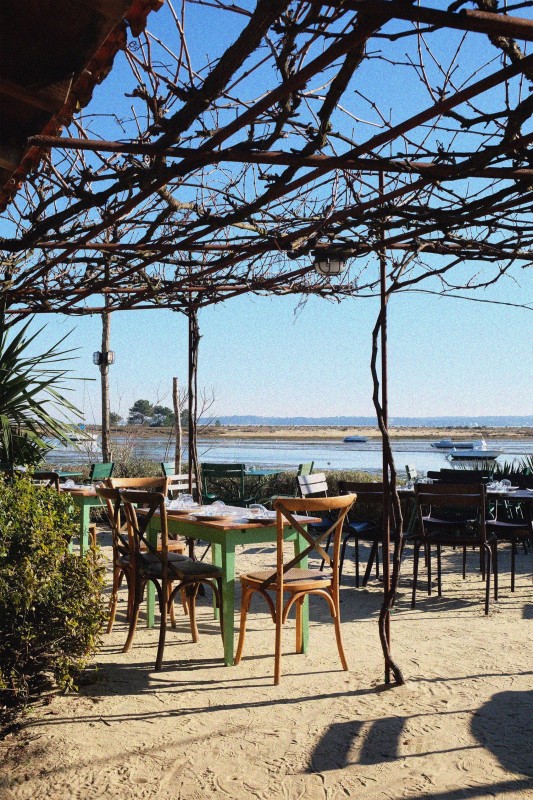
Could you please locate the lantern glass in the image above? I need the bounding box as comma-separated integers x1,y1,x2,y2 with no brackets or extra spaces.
314,255,344,275
93,351,102,366
107,351,115,365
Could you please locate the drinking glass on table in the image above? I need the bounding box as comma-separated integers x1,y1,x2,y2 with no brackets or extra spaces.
249,503,268,519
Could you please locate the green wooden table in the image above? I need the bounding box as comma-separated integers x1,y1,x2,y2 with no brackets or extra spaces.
146,509,318,666
60,485,102,555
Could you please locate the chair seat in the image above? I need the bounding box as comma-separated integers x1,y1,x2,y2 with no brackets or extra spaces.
140,537,185,554
140,558,222,579
308,516,336,533
241,567,332,591
423,515,476,526
487,519,532,535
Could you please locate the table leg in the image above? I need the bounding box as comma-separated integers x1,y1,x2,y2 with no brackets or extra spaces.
221,539,236,667
294,532,309,654
212,542,222,620
79,502,91,556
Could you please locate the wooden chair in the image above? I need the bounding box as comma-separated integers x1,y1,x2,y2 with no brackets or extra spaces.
166,473,198,500
200,462,255,506
88,462,114,482
297,473,342,569
235,493,356,684
120,489,224,670
100,476,186,633
412,483,497,615
405,464,418,483
337,481,404,587
260,461,315,508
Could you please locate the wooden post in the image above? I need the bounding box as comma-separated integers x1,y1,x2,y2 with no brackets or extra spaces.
188,308,200,497
173,376,182,474
100,310,112,462
378,170,391,683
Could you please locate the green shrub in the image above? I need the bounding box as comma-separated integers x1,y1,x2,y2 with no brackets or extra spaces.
0,475,106,713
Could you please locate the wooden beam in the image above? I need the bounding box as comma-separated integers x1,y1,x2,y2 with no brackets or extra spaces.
0,77,64,114
0,145,22,172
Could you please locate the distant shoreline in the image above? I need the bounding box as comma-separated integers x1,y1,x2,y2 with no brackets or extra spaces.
96,424,533,441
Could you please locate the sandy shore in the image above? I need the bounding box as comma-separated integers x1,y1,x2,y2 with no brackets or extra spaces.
105,425,533,441
1,529,532,799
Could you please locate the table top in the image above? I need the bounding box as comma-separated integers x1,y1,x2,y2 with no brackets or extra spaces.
140,505,321,531
397,485,533,500
60,485,97,497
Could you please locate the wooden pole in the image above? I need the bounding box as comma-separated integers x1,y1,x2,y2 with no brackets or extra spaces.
378,170,391,683
188,308,200,502
100,309,112,462
173,376,182,474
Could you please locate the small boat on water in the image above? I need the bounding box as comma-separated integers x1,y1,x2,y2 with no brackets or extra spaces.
431,438,477,449
447,440,502,461
343,435,368,443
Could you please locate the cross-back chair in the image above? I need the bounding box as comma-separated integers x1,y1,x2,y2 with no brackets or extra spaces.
235,493,356,684
412,483,497,615
120,489,224,670
100,476,186,633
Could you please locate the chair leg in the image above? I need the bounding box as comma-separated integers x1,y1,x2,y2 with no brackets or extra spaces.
169,582,176,628
331,589,348,671
375,544,380,580
339,535,351,581
492,541,498,601
462,546,467,580
362,541,378,586
274,590,283,685
511,539,516,592
187,584,200,643
155,582,168,671
106,565,122,634
123,577,143,653
234,585,253,665
427,544,432,596
484,544,492,616
355,537,360,587
295,596,304,654
319,532,333,571
411,542,420,609
436,544,442,596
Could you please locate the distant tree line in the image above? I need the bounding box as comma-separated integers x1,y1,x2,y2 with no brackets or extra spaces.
109,399,189,427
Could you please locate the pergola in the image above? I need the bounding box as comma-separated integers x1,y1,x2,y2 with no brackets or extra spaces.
1,0,532,684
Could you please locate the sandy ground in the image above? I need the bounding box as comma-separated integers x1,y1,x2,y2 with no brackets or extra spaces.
1,529,532,800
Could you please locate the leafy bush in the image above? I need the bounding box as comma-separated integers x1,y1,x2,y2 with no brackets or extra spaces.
0,475,106,713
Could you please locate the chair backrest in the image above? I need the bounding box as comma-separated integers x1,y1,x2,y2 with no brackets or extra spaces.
119,489,170,571
107,476,168,492
414,483,487,540
338,480,387,528
297,462,314,477
32,471,60,492
267,494,356,591
95,485,128,556
201,462,246,500
166,473,198,499
89,462,114,481
405,464,417,481
297,472,328,498
429,468,490,484
160,462,175,477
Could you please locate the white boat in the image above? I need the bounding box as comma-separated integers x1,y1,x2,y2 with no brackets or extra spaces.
447,441,502,461
343,435,368,443
431,438,477,449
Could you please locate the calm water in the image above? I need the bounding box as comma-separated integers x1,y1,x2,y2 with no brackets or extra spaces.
47,434,533,476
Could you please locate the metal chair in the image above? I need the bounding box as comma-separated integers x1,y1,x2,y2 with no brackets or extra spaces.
88,462,114,482
412,483,497,615
200,462,256,506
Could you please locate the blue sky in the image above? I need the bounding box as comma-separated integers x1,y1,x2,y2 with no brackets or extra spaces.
6,3,533,423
